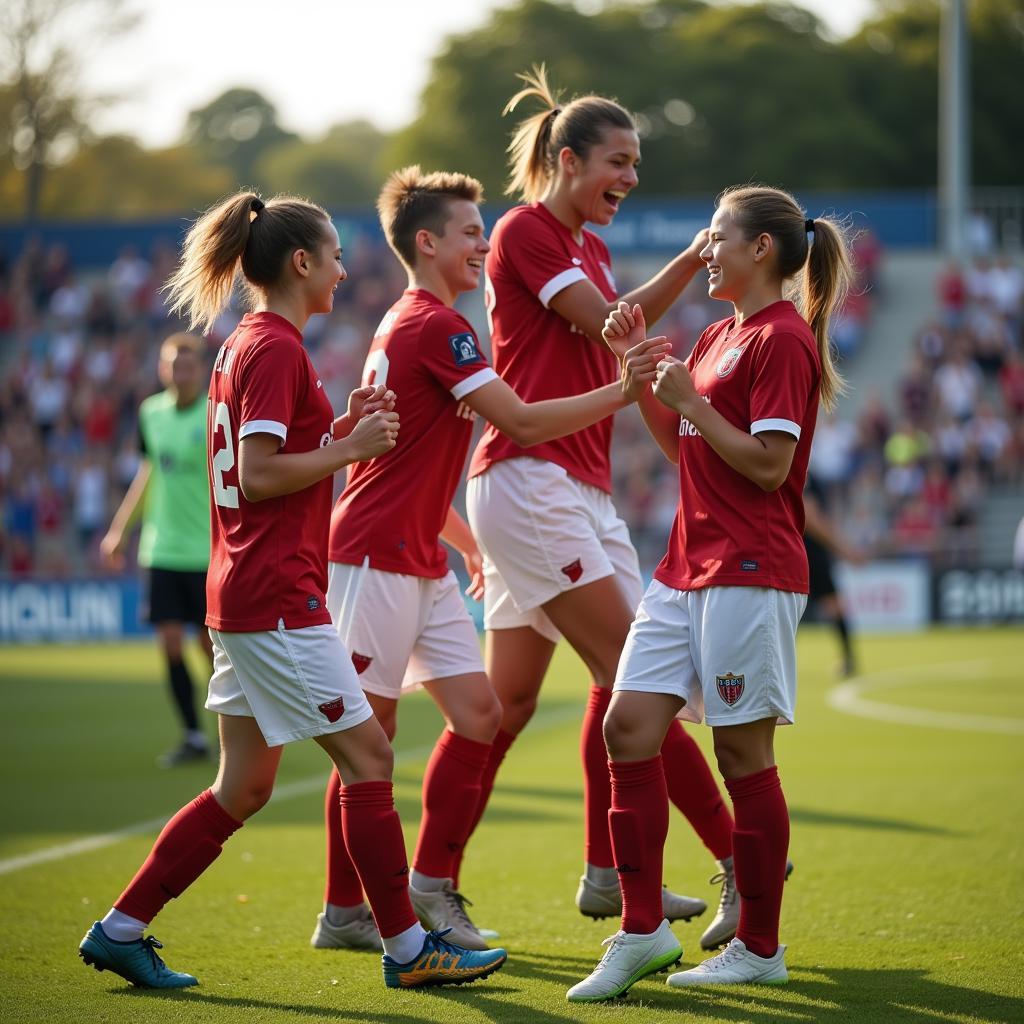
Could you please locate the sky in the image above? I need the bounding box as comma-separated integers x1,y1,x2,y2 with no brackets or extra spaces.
78,0,876,148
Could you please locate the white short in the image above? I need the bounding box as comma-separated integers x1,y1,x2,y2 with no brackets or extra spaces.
327,561,484,700
206,621,375,747
466,458,643,644
614,581,807,727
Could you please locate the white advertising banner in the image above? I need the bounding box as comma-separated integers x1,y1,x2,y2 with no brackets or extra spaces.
834,561,931,632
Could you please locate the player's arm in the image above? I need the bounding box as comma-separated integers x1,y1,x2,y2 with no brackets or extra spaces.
547,229,707,350
440,506,484,601
654,359,797,492
238,412,399,503
100,458,152,570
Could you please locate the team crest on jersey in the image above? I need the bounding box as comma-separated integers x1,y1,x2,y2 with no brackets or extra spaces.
599,261,616,291
715,347,745,378
561,558,583,583
449,333,482,366
318,696,346,723
351,652,373,675
716,673,745,706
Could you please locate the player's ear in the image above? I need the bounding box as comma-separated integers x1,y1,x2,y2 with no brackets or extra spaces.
292,248,311,277
557,145,581,179
752,232,773,263
415,228,436,258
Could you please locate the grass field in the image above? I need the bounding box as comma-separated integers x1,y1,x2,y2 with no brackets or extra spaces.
1,626,1022,1023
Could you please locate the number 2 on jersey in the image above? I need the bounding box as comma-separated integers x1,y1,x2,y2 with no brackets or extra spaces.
211,401,239,508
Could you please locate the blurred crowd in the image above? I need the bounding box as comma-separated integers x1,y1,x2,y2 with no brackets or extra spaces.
1,229,1021,578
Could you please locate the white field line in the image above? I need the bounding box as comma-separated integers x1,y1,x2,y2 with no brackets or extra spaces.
828,659,1024,735
0,702,583,878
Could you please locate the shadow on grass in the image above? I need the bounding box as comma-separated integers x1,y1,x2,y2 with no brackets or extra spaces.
789,807,961,836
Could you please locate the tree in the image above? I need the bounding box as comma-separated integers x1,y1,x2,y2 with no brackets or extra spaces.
0,0,139,222
183,87,297,189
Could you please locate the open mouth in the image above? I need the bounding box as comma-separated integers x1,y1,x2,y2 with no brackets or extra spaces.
467,259,483,270
707,265,721,281
604,190,627,210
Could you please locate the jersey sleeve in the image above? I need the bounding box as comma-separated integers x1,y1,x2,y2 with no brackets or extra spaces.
748,333,819,439
499,212,588,308
236,339,306,444
419,310,497,400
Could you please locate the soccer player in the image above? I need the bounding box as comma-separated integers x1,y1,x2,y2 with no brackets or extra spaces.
312,166,669,953
460,66,737,940
78,189,507,991
568,185,853,1001
101,333,214,767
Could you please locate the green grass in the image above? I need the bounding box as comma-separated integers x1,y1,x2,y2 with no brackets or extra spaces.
1,627,1023,1023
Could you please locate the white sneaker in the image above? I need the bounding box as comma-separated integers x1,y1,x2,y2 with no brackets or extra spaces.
700,857,794,950
667,938,787,987
568,919,682,1002
408,880,489,950
310,908,383,951
576,876,707,923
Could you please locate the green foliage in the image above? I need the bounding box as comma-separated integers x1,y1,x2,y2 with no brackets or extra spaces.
1,628,1023,1021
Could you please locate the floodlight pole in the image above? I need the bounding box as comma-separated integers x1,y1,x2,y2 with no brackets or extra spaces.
939,0,969,262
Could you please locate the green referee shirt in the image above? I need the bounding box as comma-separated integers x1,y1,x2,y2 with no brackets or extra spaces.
137,391,210,571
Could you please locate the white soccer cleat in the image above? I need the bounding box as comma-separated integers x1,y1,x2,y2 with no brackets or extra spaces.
576,876,707,923
567,919,682,1002
700,856,739,950
310,907,383,951
667,938,788,987
409,880,489,951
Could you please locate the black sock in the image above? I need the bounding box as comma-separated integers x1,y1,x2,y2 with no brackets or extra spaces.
167,657,199,732
835,615,853,664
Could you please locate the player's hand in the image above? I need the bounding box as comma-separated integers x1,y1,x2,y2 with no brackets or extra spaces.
99,530,126,572
355,384,396,417
621,334,672,402
653,355,699,414
462,548,485,601
682,226,710,265
346,409,400,461
602,301,647,362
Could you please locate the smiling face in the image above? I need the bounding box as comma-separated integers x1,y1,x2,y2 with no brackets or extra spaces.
565,125,640,226
304,219,346,315
426,198,490,297
700,205,764,303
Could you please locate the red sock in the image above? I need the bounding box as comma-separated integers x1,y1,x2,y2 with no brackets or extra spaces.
582,685,614,868
340,780,418,939
412,730,491,880
115,789,241,923
608,756,668,935
452,728,516,888
323,768,363,907
725,766,789,958
661,720,734,860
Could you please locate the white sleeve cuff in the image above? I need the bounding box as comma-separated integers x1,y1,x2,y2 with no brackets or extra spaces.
239,419,287,443
538,267,588,308
451,367,498,400
750,417,801,439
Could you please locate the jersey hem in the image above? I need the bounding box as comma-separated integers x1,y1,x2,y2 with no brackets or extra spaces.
652,570,808,595
205,610,333,632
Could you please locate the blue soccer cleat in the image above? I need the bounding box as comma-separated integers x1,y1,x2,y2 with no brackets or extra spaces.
382,928,507,989
78,921,199,988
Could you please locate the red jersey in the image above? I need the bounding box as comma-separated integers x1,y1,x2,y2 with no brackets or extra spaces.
468,203,620,492
655,301,820,594
329,290,497,577
206,311,336,631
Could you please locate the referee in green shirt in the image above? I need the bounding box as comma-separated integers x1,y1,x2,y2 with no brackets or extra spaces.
102,334,213,767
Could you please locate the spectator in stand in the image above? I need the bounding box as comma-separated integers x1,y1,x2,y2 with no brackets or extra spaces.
934,344,983,422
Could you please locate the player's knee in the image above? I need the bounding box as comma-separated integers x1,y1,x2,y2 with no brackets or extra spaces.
499,690,537,735
711,735,746,778
218,779,274,820
602,707,638,759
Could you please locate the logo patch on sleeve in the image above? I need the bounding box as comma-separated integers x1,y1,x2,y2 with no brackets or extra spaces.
448,332,482,366
716,673,745,706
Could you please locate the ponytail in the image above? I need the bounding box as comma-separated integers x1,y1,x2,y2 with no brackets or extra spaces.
503,64,635,204
718,184,854,412
165,189,331,333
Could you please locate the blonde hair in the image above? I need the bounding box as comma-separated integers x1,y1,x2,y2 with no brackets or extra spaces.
377,165,484,269
718,184,854,411
504,64,635,204
164,190,331,333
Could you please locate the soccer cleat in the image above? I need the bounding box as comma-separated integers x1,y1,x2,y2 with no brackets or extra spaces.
667,937,788,986
700,857,794,950
382,928,507,989
310,907,383,951
78,921,198,988
567,919,682,1002
409,881,489,950
576,876,707,923
157,739,213,769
